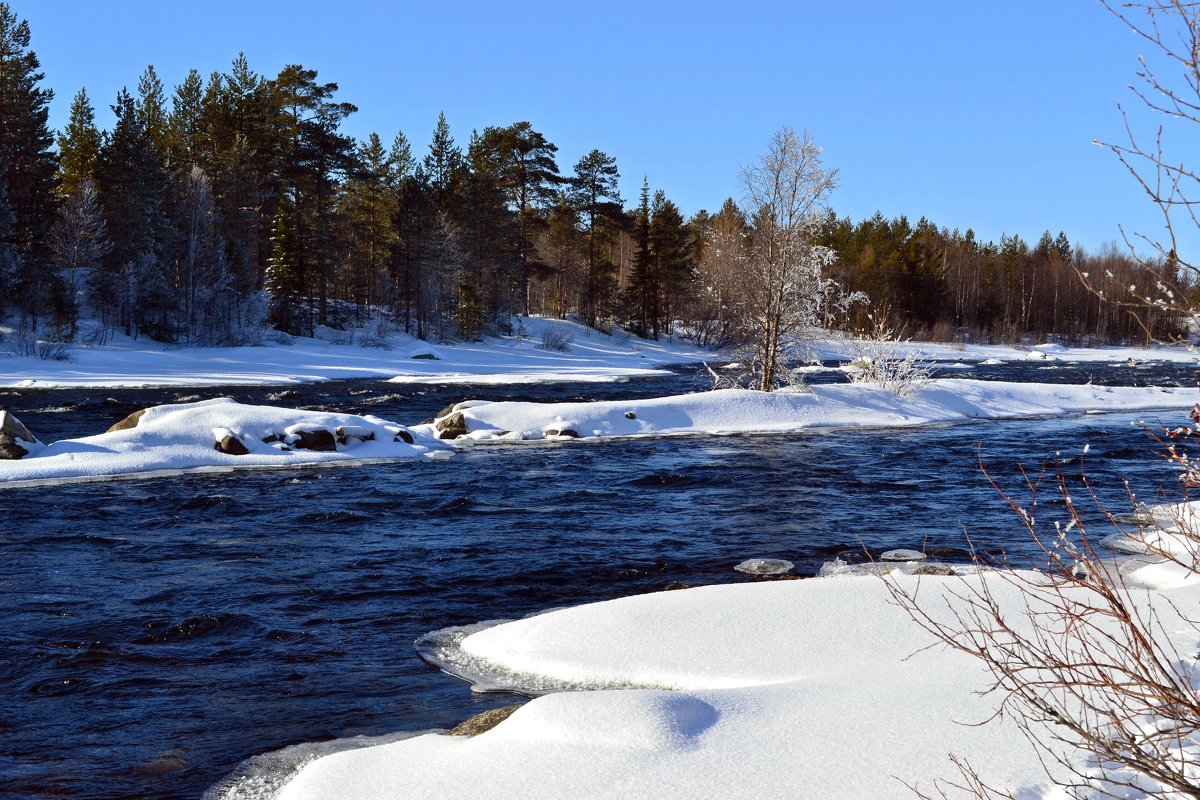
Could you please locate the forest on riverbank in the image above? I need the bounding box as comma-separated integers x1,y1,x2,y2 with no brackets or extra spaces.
0,3,1185,356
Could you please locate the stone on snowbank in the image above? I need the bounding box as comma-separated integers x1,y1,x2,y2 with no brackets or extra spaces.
436,412,468,440
0,410,38,459
107,408,146,432
445,705,522,736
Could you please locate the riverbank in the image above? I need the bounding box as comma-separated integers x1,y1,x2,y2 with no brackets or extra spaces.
3,315,1199,389
0,317,712,389
252,555,1200,800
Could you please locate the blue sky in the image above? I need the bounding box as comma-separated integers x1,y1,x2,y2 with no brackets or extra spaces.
18,1,1193,256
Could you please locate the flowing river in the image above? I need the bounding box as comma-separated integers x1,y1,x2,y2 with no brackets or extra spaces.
2,360,1197,799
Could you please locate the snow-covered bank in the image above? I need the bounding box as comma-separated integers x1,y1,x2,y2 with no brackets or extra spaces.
0,398,445,487
0,317,711,389
267,569,1200,800
815,336,1200,365
421,379,1200,442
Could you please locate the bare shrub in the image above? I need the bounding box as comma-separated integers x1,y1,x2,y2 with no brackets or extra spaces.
538,327,573,352
847,313,932,397
888,440,1200,799
8,321,72,361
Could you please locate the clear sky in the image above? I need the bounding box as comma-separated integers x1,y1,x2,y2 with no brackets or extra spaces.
16,0,1195,257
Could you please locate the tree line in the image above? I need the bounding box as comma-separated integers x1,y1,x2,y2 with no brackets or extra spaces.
0,3,1185,351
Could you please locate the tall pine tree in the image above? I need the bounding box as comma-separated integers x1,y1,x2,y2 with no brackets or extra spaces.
0,3,58,320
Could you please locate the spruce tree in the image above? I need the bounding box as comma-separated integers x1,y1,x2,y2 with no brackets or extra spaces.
627,177,653,337
58,88,102,197
0,2,59,320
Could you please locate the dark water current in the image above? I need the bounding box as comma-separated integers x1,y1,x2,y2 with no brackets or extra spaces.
2,359,1199,799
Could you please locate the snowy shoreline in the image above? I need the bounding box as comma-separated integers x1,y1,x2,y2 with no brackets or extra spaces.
224,560,1200,800
3,314,1199,390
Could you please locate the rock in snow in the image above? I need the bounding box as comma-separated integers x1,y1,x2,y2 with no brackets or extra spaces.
0,410,39,459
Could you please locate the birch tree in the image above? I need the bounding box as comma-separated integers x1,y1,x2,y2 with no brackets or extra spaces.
738,127,838,391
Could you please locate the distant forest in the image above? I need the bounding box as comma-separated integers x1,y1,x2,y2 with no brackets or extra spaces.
0,4,1186,350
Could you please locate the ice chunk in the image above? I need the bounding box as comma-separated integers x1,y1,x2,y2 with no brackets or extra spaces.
880,549,926,562
734,558,794,576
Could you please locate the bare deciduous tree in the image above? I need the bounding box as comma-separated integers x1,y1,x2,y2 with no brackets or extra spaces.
1087,1,1200,336
737,127,838,390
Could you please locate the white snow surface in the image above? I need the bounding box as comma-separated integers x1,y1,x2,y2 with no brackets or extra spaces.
277,571,1200,799
0,398,441,486
813,336,1200,366
0,317,710,388
423,380,1200,442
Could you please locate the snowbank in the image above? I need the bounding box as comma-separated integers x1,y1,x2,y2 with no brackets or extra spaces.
0,398,444,487
421,380,1200,442
272,571,1200,799
0,317,711,389
814,336,1200,366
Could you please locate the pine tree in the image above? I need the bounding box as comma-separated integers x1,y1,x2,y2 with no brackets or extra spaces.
423,112,461,197
273,63,357,330
167,69,205,172
483,122,561,313
58,88,102,197
649,189,693,338
0,2,59,320
570,149,622,326
95,88,173,339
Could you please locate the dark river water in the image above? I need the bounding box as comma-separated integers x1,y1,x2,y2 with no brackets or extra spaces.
1,360,1197,799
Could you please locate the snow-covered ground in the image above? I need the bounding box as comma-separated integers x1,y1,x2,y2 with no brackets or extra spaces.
259,562,1200,800
815,336,1200,365
427,379,1200,443
3,315,1199,390
5,380,1199,487
0,317,711,389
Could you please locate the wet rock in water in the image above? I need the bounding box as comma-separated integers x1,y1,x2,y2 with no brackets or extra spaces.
292,429,337,451
436,412,468,440
393,428,415,444
214,434,249,456
0,410,39,459
445,704,522,736
663,582,699,591
132,749,188,777
880,549,926,562
106,408,146,433
544,428,579,438
923,545,973,561
913,565,957,576
735,558,795,576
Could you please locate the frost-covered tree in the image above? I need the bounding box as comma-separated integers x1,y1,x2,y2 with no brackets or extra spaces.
48,179,107,338
738,127,838,391
177,166,234,344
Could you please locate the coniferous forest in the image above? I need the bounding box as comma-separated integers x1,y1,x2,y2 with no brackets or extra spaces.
0,4,1186,353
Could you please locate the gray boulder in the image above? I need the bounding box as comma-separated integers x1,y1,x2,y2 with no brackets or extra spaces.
0,410,38,459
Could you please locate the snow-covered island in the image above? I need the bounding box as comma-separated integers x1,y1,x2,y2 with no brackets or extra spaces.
4,380,1200,487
